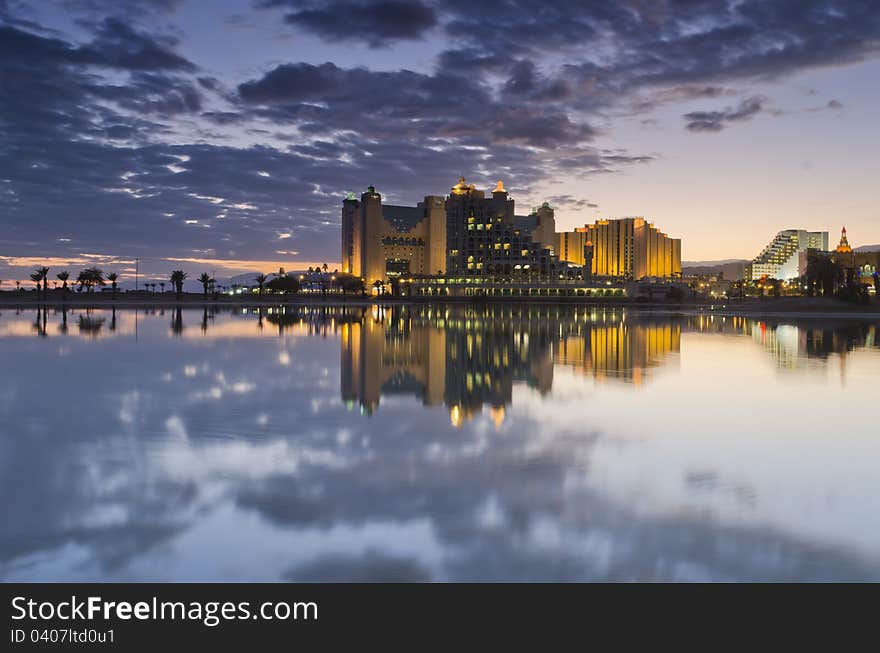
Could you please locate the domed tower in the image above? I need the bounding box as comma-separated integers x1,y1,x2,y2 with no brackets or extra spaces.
450,176,471,196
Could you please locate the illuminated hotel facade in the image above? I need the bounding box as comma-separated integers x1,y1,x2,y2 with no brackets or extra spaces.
556,218,681,280
342,177,682,286
341,186,447,284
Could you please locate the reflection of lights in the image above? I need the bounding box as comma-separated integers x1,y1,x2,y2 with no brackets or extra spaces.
489,405,505,430
450,405,463,428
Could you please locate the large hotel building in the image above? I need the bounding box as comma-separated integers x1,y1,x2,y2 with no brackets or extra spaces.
744,229,828,281
556,217,681,279
341,177,681,287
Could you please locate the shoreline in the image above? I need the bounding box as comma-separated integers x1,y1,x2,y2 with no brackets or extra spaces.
1,293,879,319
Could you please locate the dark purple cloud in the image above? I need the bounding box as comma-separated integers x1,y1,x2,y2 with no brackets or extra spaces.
261,0,438,47
684,96,768,132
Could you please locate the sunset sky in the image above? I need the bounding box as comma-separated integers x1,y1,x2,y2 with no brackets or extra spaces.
1,0,879,282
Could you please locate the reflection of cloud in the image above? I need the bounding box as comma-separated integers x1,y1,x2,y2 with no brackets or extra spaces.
164,415,188,440
1,308,879,581
285,550,432,582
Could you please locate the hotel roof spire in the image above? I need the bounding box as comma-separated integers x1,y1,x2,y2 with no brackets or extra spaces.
836,225,852,253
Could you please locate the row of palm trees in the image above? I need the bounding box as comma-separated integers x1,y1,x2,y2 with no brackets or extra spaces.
7,266,186,299
6,263,365,300
18,266,119,298
10,266,256,300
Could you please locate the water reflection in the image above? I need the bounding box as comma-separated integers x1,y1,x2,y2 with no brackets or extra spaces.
0,306,878,581
340,306,681,422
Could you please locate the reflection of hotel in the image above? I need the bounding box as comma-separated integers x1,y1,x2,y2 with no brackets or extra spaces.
683,314,878,369
342,178,682,285
556,321,681,386
340,306,681,423
340,310,447,415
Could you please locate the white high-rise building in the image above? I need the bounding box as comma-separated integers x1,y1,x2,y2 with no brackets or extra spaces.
745,229,828,280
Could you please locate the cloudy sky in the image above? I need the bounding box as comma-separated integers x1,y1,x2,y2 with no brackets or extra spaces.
1,0,879,281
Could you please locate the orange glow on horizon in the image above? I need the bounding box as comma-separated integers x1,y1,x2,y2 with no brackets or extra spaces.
0,254,341,282
164,256,340,276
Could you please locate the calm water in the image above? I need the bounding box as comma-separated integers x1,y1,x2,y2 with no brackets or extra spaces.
1,305,879,582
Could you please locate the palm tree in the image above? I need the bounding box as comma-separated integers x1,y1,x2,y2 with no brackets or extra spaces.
56,270,69,298
106,272,119,299
76,267,104,292
160,281,166,293
169,270,188,300
198,272,213,299
35,266,49,298
170,306,184,336
322,263,328,273
255,273,268,296
32,306,47,337
372,280,386,296
30,270,42,293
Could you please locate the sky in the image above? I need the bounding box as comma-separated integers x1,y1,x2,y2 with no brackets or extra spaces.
1,0,879,283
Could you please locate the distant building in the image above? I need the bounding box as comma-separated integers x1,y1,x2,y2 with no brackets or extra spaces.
831,226,879,289
745,229,828,280
556,218,681,280
557,230,594,274
681,272,731,299
342,177,682,287
835,226,853,254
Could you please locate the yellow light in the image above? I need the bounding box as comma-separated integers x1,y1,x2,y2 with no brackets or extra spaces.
450,405,463,428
